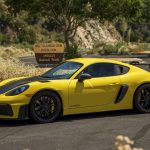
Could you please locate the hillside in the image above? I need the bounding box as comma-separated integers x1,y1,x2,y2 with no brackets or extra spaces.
75,20,121,49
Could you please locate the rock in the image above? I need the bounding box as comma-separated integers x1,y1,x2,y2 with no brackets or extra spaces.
74,20,122,49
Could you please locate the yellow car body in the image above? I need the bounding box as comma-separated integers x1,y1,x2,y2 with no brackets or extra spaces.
0,58,150,122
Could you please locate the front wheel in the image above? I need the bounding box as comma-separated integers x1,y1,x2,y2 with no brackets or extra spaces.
134,84,150,113
29,91,61,123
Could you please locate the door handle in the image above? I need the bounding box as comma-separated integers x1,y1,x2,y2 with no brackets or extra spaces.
109,83,119,85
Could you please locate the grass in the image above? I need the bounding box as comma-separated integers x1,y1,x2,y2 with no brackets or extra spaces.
0,46,48,81
0,45,34,58
0,57,48,81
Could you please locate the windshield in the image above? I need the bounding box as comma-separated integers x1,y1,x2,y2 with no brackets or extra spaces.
41,61,83,79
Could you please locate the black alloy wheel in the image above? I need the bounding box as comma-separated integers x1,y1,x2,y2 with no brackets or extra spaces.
29,91,61,123
134,84,150,113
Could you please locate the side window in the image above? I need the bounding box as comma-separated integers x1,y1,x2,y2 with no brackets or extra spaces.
80,63,129,78
118,65,129,74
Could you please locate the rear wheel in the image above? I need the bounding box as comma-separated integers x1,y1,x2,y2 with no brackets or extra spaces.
29,91,61,123
134,84,150,113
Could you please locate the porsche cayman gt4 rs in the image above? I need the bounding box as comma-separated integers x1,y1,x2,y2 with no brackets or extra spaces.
0,58,150,123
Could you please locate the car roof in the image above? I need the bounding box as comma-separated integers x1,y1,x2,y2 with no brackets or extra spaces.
67,58,130,67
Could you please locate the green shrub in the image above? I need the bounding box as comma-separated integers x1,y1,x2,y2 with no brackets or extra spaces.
65,43,81,59
139,43,150,51
18,27,37,44
93,41,105,49
99,44,117,55
98,42,129,55
0,33,4,44
0,32,14,45
118,46,130,55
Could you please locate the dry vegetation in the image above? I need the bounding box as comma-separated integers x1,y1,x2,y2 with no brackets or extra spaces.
0,46,34,58
0,46,47,81
0,58,47,81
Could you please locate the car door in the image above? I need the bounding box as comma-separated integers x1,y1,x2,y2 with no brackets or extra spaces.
68,63,121,108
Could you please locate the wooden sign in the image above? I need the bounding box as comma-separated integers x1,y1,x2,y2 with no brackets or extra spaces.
33,43,64,64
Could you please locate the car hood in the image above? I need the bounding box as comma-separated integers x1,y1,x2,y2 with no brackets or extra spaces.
0,76,49,94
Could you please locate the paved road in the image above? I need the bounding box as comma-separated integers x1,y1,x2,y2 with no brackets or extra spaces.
0,110,150,150
18,55,150,71
19,56,37,66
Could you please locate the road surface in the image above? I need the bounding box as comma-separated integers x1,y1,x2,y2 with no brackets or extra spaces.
19,55,150,71
0,110,150,150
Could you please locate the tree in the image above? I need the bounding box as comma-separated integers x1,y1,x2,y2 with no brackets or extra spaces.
5,0,32,17
127,28,132,43
140,0,150,23
90,0,144,21
120,18,128,41
23,0,90,54
5,0,145,55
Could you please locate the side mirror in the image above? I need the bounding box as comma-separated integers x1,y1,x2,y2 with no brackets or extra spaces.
78,73,92,82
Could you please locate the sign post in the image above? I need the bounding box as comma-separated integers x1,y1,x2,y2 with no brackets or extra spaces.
34,42,64,64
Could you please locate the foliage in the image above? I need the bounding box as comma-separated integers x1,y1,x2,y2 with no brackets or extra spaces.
98,42,130,55
26,0,91,52
140,43,150,50
0,0,149,56
90,0,144,21
115,0,150,43
140,0,150,23
4,0,147,52
130,25,150,42
127,28,132,43
100,44,118,55
120,18,128,41
65,43,81,59
18,26,36,44
0,0,10,19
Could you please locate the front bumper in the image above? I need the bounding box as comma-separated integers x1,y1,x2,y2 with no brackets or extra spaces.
0,103,29,120
0,104,13,116
0,95,30,120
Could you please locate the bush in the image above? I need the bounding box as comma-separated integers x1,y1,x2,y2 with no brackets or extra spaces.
0,32,14,45
0,33,4,44
98,42,130,55
65,43,81,59
18,27,37,44
99,44,117,55
140,43,150,51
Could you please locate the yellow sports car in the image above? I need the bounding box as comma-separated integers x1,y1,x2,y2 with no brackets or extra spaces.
0,58,150,123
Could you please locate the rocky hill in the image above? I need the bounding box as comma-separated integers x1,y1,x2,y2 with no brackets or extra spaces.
74,20,122,49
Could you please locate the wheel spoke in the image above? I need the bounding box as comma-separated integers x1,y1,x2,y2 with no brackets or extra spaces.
34,95,56,120
138,87,150,111
34,106,42,111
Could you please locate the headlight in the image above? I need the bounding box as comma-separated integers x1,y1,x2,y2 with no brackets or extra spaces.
6,85,29,96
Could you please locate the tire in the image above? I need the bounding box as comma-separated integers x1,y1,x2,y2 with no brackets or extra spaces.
134,84,150,113
29,90,61,123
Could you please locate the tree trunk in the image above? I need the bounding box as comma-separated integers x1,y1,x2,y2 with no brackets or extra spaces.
64,31,70,54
